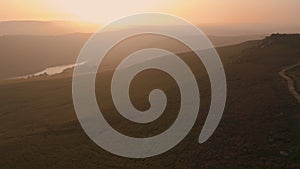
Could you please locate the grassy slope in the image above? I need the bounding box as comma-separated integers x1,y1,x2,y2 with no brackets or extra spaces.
0,35,300,168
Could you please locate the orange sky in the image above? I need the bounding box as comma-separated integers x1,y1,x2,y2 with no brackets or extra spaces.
1,0,300,26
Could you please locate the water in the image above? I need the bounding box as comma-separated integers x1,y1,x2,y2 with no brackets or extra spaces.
10,62,85,79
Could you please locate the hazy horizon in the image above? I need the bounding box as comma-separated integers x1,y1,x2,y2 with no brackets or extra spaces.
0,20,299,36
1,0,299,35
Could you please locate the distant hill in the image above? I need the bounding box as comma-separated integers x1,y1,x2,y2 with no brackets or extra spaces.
0,20,100,36
0,33,90,79
208,34,266,47
11,33,300,81
0,31,266,79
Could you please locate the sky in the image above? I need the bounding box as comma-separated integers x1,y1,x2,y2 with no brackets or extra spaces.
0,0,300,33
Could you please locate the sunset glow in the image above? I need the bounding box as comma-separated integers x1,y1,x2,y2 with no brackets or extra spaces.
1,0,300,26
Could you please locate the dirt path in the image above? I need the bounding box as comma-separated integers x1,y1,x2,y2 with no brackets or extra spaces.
279,62,300,104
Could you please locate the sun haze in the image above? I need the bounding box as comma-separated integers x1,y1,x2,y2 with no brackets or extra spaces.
0,0,299,34
1,0,299,24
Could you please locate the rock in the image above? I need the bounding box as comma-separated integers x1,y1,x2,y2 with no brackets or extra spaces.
280,151,289,157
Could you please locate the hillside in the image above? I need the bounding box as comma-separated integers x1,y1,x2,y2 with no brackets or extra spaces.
0,32,266,80
0,21,267,80
0,33,90,79
0,34,300,168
